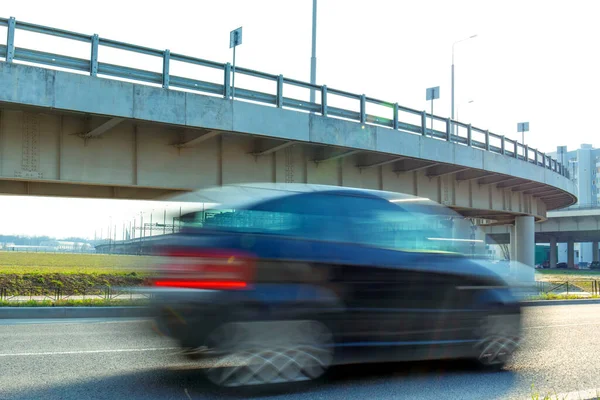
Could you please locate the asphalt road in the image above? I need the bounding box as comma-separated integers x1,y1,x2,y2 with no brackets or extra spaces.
0,305,599,400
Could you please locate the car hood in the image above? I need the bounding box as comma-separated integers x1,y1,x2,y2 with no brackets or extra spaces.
470,258,537,300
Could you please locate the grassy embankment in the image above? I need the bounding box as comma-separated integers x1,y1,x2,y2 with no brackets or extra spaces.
536,269,600,281
4,252,600,304
0,252,155,295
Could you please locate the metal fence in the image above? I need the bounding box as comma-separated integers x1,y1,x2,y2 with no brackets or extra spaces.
0,16,569,179
0,286,150,302
536,280,600,296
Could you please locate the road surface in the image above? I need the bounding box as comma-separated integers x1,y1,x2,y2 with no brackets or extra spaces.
0,304,599,400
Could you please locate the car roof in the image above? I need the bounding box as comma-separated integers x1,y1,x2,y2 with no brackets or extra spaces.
159,183,449,213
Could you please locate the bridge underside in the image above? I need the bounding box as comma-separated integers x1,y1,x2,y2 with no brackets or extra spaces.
487,214,600,244
0,102,575,224
488,231,600,245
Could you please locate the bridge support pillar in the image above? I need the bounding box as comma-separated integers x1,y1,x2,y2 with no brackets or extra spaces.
510,225,516,261
567,239,575,269
515,216,535,281
594,241,599,263
549,236,557,268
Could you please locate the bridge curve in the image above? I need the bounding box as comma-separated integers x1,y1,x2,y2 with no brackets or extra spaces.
0,17,576,225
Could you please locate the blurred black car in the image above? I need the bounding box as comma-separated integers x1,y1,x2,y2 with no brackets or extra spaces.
557,262,568,269
148,184,522,387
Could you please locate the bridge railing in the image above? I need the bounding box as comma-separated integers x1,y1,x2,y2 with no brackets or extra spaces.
0,16,569,179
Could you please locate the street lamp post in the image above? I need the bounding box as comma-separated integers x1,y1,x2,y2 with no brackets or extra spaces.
310,0,317,105
451,34,477,130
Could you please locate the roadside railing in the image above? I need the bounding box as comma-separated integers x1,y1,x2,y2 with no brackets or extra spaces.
0,16,570,179
536,280,600,296
0,286,150,302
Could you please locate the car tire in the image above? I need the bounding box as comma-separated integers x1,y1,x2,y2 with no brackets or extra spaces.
203,320,333,387
474,313,520,370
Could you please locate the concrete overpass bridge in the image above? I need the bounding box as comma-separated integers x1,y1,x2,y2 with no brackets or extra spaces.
0,17,577,268
486,205,600,268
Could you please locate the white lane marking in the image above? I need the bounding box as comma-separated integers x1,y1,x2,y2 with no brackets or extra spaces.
0,347,179,357
527,387,600,400
0,318,148,325
524,321,600,329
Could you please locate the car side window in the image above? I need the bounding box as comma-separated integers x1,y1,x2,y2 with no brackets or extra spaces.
250,193,356,243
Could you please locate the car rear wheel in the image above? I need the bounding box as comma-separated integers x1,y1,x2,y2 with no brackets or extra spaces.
204,320,333,387
475,313,520,369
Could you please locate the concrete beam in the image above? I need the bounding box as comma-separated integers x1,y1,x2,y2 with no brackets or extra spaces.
460,210,515,219
80,117,125,139
252,141,296,156
314,149,360,163
496,178,529,189
456,170,496,182
512,183,546,192
545,201,573,211
357,156,406,170
426,165,470,178
394,160,439,173
542,193,572,199
175,130,221,148
0,178,187,199
524,187,557,196
478,175,515,186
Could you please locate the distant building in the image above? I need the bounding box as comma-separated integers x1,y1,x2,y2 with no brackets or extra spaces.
3,244,56,252
1,241,94,253
39,241,94,252
547,144,600,262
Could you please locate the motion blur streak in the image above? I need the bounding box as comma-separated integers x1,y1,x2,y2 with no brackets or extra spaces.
141,183,526,389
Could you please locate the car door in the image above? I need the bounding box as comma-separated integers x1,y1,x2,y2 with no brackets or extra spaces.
337,196,472,351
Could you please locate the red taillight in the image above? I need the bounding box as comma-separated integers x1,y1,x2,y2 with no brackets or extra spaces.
153,248,255,290
153,280,248,289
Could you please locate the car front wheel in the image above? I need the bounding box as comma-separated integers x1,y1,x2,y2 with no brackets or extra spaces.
474,313,521,370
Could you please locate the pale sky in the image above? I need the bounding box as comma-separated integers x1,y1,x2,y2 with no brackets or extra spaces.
0,0,598,238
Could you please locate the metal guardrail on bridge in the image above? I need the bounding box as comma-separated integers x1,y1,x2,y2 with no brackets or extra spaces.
0,17,569,179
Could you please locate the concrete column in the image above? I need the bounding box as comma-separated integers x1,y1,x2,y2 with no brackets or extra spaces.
567,239,575,269
549,236,557,268
515,216,535,281
515,216,535,266
594,241,599,263
509,225,517,261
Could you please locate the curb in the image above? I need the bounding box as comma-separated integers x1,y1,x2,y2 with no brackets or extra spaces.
2,300,599,319
0,306,154,319
522,299,600,307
